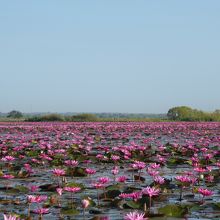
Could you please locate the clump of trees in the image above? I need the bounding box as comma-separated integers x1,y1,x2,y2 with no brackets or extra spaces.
167,106,220,121
26,113,98,122
7,110,23,118
68,113,98,122
26,114,64,122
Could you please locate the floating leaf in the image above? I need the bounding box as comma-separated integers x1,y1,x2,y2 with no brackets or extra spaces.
14,185,29,193
209,203,220,210
65,182,85,189
100,189,121,199
106,183,122,191
60,207,79,215
159,204,188,217
123,200,141,209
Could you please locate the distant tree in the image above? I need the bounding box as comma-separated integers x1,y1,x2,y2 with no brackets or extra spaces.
41,114,64,121
7,110,23,118
167,106,193,120
71,113,98,122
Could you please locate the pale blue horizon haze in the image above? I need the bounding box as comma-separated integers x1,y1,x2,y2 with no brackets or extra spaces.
0,1,220,114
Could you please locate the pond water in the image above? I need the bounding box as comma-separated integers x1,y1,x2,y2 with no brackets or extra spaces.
0,122,220,220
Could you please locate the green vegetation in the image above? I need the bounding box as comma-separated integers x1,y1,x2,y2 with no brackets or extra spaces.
26,113,64,122
7,110,23,118
0,107,220,122
167,106,220,121
69,113,98,122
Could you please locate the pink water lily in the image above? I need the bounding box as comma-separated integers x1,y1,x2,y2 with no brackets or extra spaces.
52,168,66,176
85,168,96,175
116,176,127,183
1,156,15,163
124,211,148,220
27,195,48,203
198,188,213,203
3,214,20,220
33,207,49,219
98,177,110,184
64,186,81,193
142,186,160,210
64,160,79,167
82,199,90,219
142,186,160,197
56,187,63,196
175,175,192,200
198,188,213,196
153,176,165,184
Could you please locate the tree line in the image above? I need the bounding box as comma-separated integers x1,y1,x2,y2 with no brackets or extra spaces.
1,107,220,121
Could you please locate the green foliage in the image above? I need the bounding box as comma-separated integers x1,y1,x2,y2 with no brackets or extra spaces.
65,181,85,189
123,200,141,209
70,113,98,122
167,106,220,121
167,106,194,120
7,107,220,122
26,113,64,121
159,204,188,217
39,113,64,121
7,110,23,118
60,207,79,215
14,185,29,193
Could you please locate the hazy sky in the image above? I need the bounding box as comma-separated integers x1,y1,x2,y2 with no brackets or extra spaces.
0,1,219,113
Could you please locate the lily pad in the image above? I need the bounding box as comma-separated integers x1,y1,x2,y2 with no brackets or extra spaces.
60,207,79,215
123,200,141,209
106,183,122,191
15,185,29,193
100,189,121,199
159,204,188,217
65,182,85,189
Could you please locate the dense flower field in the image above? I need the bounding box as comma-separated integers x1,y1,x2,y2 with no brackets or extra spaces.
0,122,220,220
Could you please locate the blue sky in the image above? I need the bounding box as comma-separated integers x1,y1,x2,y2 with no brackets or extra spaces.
0,1,219,113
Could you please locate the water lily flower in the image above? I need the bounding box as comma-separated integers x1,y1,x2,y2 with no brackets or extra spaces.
3,214,20,220
85,168,96,175
28,184,39,192
81,199,90,219
33,207,49,219
111,166,119,175
27,195,48,203
142,186,160,210
198,188,213,197
2,174,14,179
1,156,15,162
64,186,81,193
82,199,90,208
142,186,160,197
98,177,110,184
153,176,165,184
64,160,79,167
116,176,127,183
52,168,65,176
198,188,213,203
56,187,63,196
124,211,148,220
